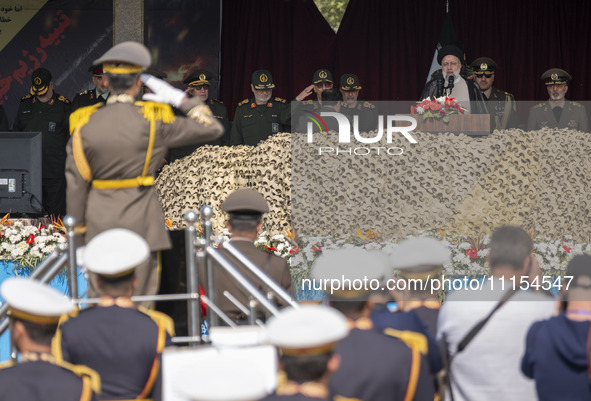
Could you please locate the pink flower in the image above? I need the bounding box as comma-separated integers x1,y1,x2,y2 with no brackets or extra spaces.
563,245,571,253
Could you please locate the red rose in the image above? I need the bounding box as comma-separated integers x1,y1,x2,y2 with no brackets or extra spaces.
466,248,478,259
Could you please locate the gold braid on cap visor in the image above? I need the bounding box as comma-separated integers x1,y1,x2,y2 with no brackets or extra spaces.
103,63,144,74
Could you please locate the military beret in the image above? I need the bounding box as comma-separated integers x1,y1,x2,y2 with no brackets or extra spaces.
1,278,73,324
94,41,151,74
437,45,464,65
222,189,269,214
340,73,362,91
145,69,168,80
470,57,497,75
312,249,390,299
313,68,333,84
265,305,348,355
184,69,212,86
88,64,104,75
391,237,450,276
251,70,275,90
541,68,572,85
83,228,150,277
30,67,52,96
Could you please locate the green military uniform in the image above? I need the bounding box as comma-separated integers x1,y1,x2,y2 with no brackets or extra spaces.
339,73,378,132
527,68,589,132
170,69,231,159
470,58,517,130
230,70,290,146
13,67,71,216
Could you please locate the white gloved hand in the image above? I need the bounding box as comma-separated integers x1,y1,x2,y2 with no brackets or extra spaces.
141,73,186,108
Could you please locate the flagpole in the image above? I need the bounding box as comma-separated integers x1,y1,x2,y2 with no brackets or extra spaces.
446,0,449,14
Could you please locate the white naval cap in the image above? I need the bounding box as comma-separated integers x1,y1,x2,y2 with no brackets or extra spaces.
265,304,348,355
172,348,272,401
0,277,73,324
391,237,450,274
83,228,150,277
311,248,391,299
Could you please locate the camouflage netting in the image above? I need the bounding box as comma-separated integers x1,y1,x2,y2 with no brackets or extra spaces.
156,129,591,242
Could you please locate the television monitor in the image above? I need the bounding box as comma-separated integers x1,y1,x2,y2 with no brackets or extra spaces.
0,132,43,216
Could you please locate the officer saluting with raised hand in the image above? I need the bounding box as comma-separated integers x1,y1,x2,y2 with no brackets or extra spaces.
0,278,100,401
66,41,223,306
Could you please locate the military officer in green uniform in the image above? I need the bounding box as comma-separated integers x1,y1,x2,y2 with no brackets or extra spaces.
13,67,71,216
527,68,588,132
230,70,290,146
339,73,378,132
470,57,517,130
71,65,109,112
295,68,334,112
183,69,230,138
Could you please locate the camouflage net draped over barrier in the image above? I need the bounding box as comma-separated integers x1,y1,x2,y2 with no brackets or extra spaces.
156,129,591,242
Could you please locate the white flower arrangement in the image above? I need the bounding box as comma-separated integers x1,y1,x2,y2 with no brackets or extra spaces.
0,218,66,269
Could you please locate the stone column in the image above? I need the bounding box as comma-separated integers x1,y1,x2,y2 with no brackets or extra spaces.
113,0,144,44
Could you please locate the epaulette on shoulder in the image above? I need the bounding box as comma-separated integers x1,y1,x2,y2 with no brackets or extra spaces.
302,100,314,105
138,306,176,336
274,97,286,103
533,103,545,109
363,101,375,109
69,103,103,134
0,359,15,370
58,95,70,103
383,328,428,355
136,101,176,124
79,90,90,95
238,98,250,106
571,101,583,107
21,94,32,101
58,359,101,394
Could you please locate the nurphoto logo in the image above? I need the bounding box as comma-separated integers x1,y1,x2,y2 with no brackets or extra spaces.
303,110,418,156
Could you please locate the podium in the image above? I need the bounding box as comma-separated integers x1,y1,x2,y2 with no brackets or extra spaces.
407,114,491,136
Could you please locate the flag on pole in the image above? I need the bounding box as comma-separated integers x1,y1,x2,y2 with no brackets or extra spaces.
426,12,457,83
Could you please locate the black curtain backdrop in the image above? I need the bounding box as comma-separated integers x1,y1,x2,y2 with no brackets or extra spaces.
221,0,591,119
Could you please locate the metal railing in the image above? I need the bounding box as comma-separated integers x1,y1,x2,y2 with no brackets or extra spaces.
0,206,299,349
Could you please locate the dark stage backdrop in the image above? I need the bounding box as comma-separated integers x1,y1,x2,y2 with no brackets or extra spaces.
221,0,591,119
0,0,112,126
146,0,221,98
0,1,588,122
